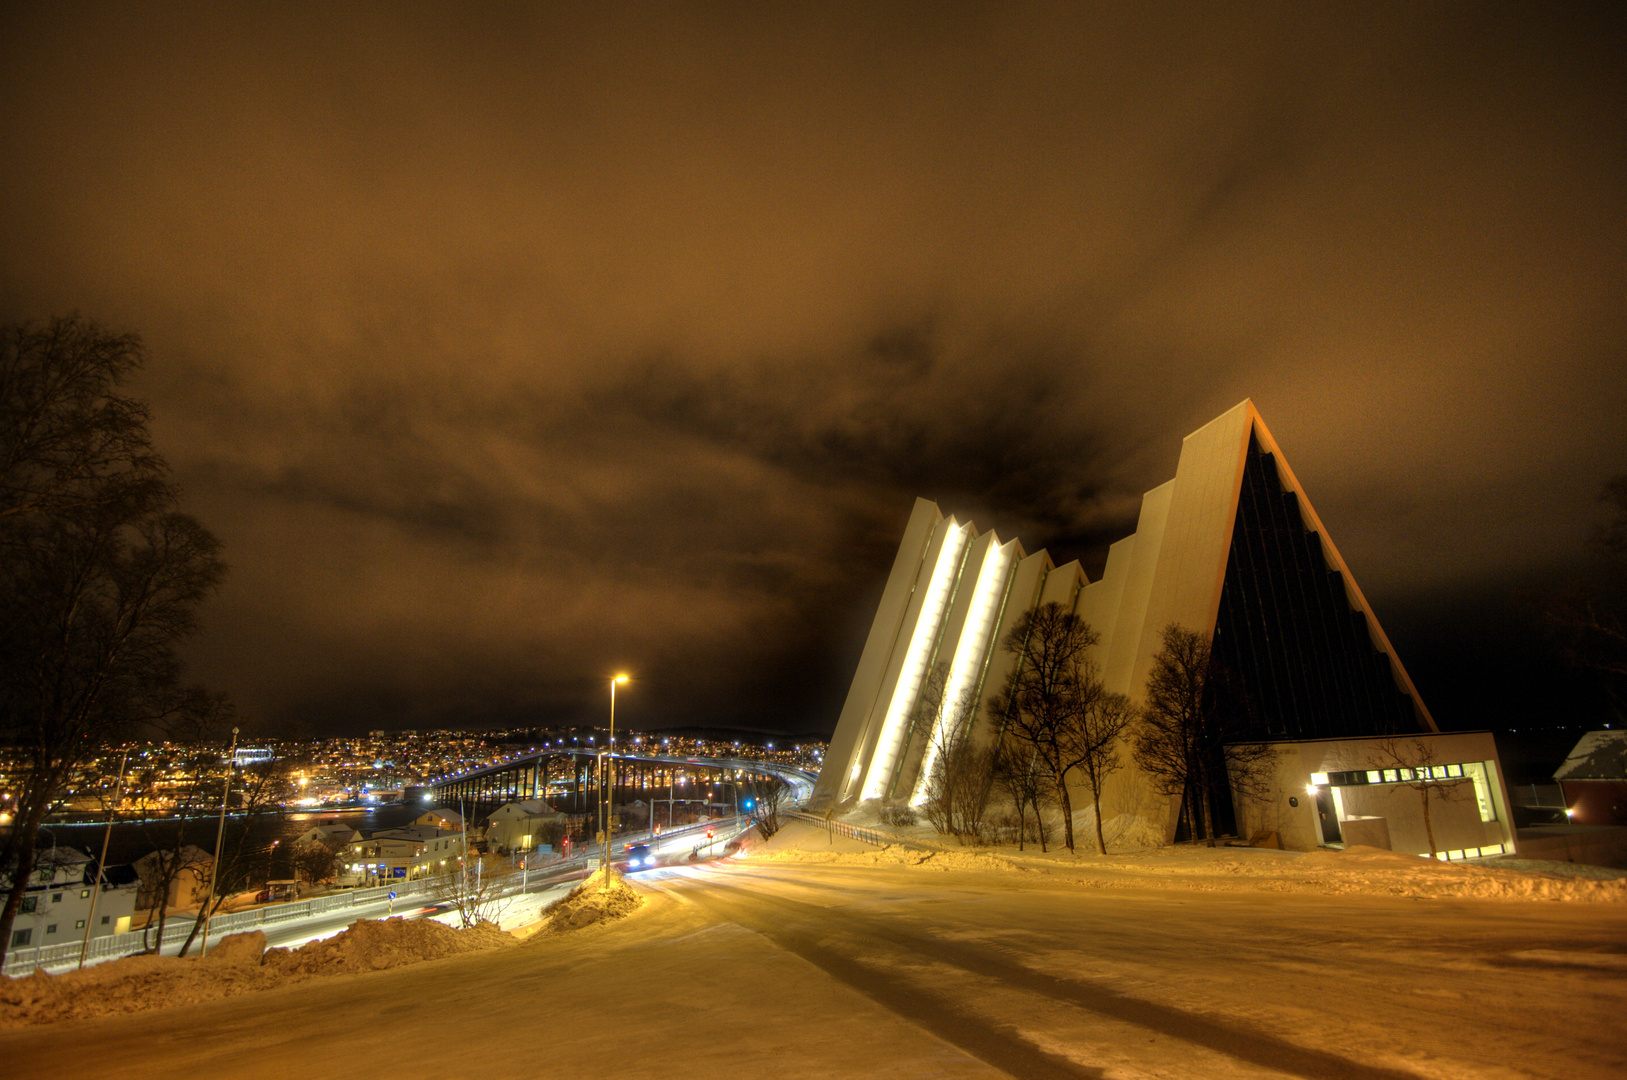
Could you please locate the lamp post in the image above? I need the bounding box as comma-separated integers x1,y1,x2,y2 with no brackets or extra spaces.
601,674,629,885
79,748,129,970
200,726,238,958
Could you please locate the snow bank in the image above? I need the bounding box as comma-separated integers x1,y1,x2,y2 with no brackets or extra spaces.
262,915,512,974
1273,845,1627,902
0,919,515,1029
753,821,1024,872
1092,812,1168,852
538,869,643,933
754,824,1627,903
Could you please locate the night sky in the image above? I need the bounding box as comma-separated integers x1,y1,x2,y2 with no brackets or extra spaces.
2,5,1622,740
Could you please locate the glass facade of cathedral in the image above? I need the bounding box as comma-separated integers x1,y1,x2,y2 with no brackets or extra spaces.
1211,434,1422,740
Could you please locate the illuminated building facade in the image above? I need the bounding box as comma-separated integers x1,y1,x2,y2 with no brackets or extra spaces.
812,400,1517,857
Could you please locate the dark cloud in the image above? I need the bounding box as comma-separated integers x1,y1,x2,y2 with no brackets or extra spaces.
1,3,1622,736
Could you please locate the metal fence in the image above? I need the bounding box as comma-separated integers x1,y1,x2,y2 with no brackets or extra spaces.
4,815,756,978
2,877,438,978
785,810,892,847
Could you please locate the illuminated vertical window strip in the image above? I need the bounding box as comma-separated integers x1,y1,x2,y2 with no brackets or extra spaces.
910,538,1010,804
860,523,969,801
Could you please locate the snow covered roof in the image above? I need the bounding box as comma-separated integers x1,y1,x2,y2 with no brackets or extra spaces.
367,826,435,841
1553,730,1627,781
295,823,361,846
492,800,554,818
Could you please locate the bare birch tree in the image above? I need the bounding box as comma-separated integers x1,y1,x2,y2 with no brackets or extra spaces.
1063,690,1134,854
990,736,1049,851
987,603,1101,852
917,662,990,841
0,317,227,966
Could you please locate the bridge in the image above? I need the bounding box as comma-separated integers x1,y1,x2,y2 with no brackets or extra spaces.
428,749,812,822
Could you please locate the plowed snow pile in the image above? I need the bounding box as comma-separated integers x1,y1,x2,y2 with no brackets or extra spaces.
753,829,1024,873
262,914,512,974
539,869,643,933
759,822,1627,902
0,917,514,1028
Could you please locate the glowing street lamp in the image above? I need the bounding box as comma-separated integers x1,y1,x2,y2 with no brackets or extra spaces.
602,675,629,884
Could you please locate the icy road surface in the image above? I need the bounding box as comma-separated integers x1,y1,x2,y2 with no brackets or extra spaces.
4,831,1624,1079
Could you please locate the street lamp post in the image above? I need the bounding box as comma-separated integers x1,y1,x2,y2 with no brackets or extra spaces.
601,674,628,886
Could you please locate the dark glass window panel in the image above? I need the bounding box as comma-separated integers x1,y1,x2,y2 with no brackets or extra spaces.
1211,432,1423,741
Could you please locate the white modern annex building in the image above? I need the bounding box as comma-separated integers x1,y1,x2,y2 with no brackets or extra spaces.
811,400,1517,858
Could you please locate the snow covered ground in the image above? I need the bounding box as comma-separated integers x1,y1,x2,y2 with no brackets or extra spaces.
3,822,1623,1079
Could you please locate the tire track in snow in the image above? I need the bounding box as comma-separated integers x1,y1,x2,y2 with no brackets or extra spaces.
663,876,1104,1079
675,870,1426,1080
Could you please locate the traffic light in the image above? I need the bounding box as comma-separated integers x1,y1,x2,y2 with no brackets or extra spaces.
705,827,714,839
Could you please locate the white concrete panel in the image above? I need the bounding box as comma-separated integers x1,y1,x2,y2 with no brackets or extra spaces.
858,518,971,801
975,549,1051,744
849,514,962,800
1101,481,1173,697
1078,533,1135,667
1126,401,1253,703
911,533,1015,803
812,498,941,805
929,528,996,688
888,526,992,800
1038,560,1087,613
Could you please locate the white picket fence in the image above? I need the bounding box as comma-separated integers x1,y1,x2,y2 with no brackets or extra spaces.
2,878,435,978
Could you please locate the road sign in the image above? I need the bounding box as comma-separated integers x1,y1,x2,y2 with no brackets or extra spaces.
388,891,396,899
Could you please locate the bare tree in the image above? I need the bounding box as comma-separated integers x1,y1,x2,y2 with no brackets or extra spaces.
0,316,227,966
176,748,292,956
1545,477,1627,715
531,816,566,854
1369,737,1468,859
988,602,1116,853
1133,624,1273,847
989,736,1049,851
427,856,514,929
743,773,789,840
923,734,993,843
128,752,211,951
1064,690,1134,854
290,840,339,886
916,662,990,841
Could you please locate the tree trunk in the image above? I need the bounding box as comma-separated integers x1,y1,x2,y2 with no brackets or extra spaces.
1056,768,1076,852
1420,786,1438,859
1092,786,1108,855
1194,759,1215,847
178,900,212,957
144,870,171,953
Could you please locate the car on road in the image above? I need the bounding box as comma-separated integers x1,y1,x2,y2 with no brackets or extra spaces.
624,843,654,870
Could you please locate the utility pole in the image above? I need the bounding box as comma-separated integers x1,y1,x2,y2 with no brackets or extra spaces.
199,726,238,958
79,748,129,969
